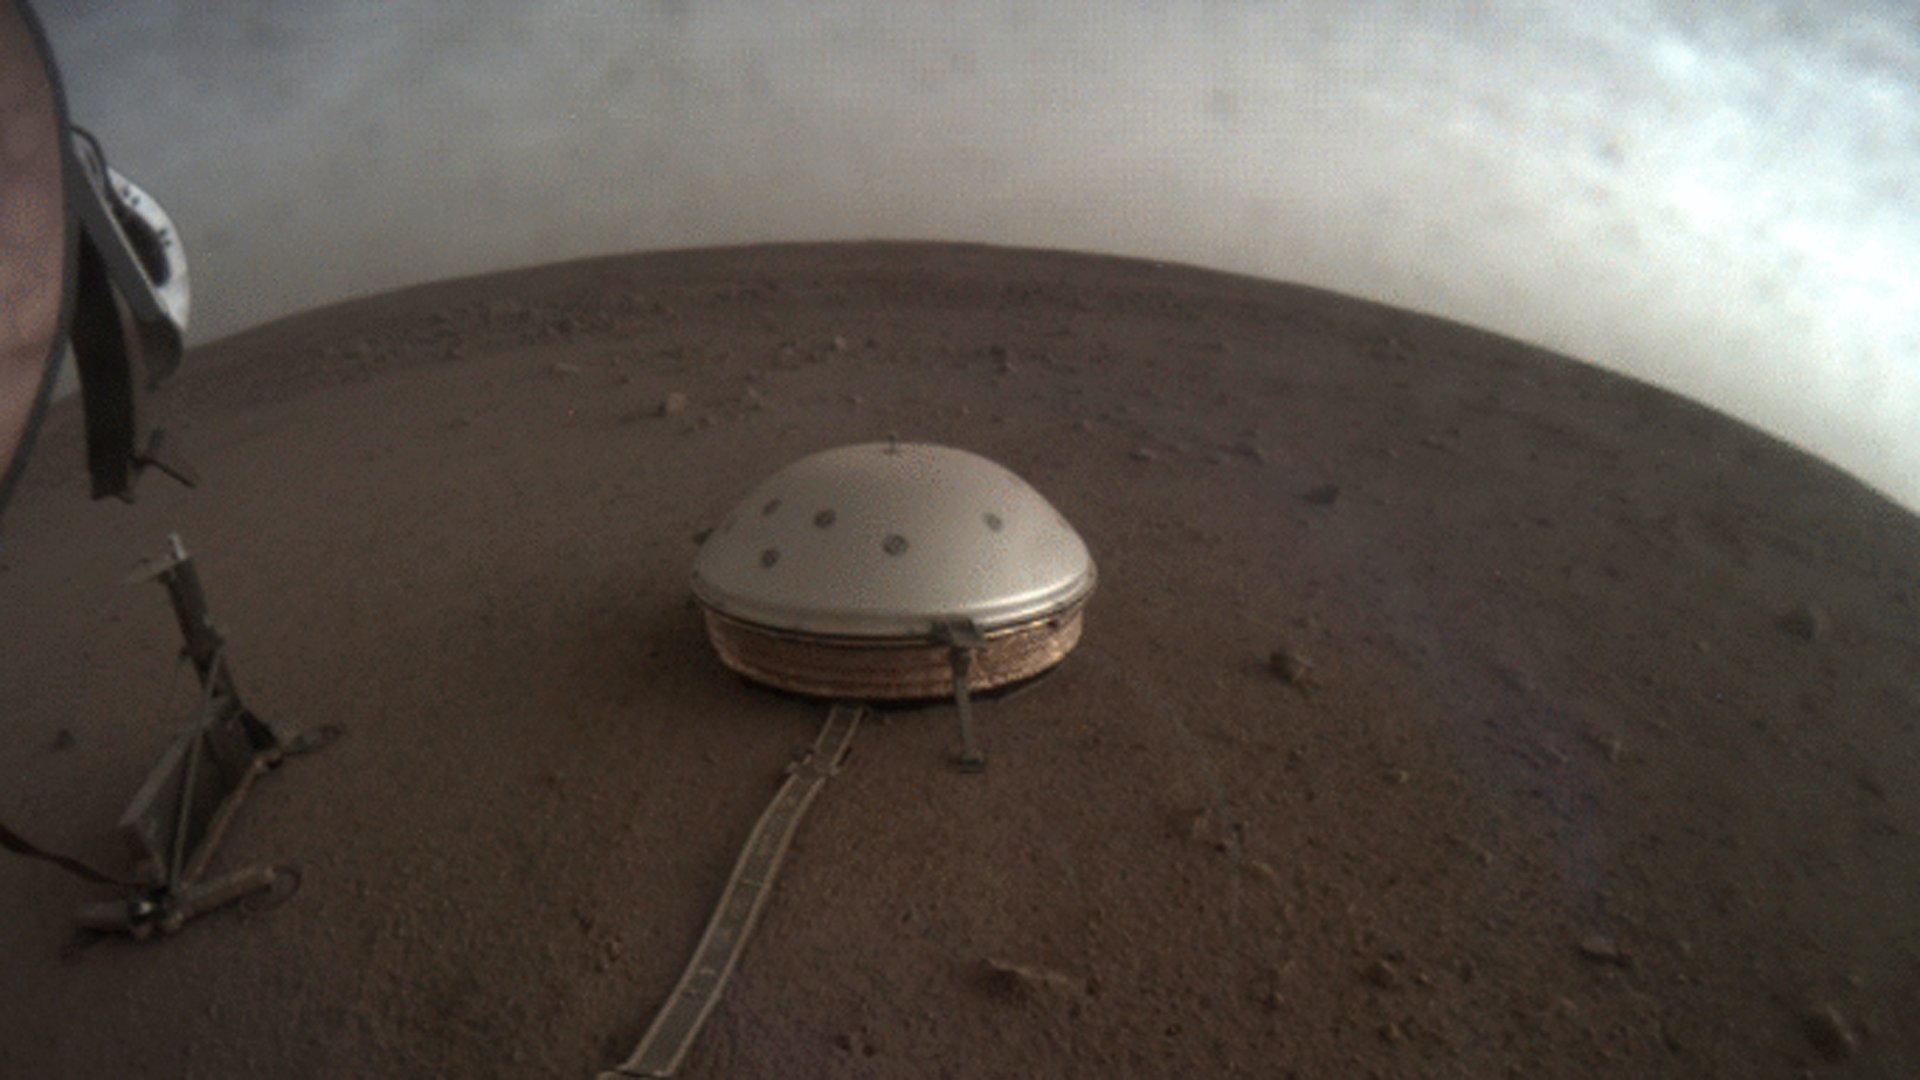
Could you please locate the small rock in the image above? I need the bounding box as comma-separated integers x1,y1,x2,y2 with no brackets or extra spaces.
1801,1004,1857,1061
1243,858,1281,885
1853,770,1887,800
49,729,75,751
1181,808,1216,842
1582,725,1624,762
1303,483,1341,506
1362,959,1399,989
1385,768,1410,786
1577,934,1629,967
1130,447,1158,463
659,392,689,417
833,1033,855,1053
1380,1021,1405,1043
1267,648,1310,685
981,957,1081,1000
1778,603,1829,642
831,335,849,352
743,386,767,409
550,361,583,376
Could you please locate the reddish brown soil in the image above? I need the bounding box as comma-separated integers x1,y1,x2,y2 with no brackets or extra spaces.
3,242,1917,1078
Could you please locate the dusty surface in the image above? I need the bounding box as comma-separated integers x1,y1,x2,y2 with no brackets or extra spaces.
2,242,1917,1078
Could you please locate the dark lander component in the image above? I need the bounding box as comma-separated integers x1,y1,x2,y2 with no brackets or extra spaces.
603,442,1095,1078
0,534,336,940
73,535,336,939
1,0,331,943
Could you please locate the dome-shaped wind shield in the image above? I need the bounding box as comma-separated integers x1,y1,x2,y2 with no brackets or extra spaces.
691,442,1096,700
692,442,1095,640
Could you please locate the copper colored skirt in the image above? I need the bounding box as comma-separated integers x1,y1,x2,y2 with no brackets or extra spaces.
698,603,1087,701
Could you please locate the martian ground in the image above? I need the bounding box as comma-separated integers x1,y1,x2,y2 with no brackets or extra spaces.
2,243,1916,1077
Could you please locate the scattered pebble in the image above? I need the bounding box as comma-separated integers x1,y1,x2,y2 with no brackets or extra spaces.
1303,483,1342,506
549,361,582,376
1267,648,1310,685
1778,603,1829,642
1362,959,1399,989
1581,725,1625,762
49,728,75,751
831,335,849,352
1801,1005,1857,1061
981,957,1081,1000
1577,934,1629,967
1130,447,1158,463
659,392,689,417
1853,770,1887,801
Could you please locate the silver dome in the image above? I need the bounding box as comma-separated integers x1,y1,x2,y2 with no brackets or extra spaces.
691,442,1095,640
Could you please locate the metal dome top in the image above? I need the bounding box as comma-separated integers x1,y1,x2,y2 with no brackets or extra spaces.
691,442,1095,640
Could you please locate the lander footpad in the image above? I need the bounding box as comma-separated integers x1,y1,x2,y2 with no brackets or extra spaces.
602,703,865,1079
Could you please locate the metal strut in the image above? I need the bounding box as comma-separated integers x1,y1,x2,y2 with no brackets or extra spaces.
69,534,335,939
602,702,865,1079
938,619,988,773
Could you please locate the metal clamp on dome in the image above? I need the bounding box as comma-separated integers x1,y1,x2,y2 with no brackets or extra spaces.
936,618,988,772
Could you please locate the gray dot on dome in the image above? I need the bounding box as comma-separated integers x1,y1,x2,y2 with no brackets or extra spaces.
814,509,836,528
984,512,1004,532
882,534,909,556
762,498,782,516
759,548,780,568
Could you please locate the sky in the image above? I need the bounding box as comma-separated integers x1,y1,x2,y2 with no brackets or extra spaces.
35,0,1920,511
